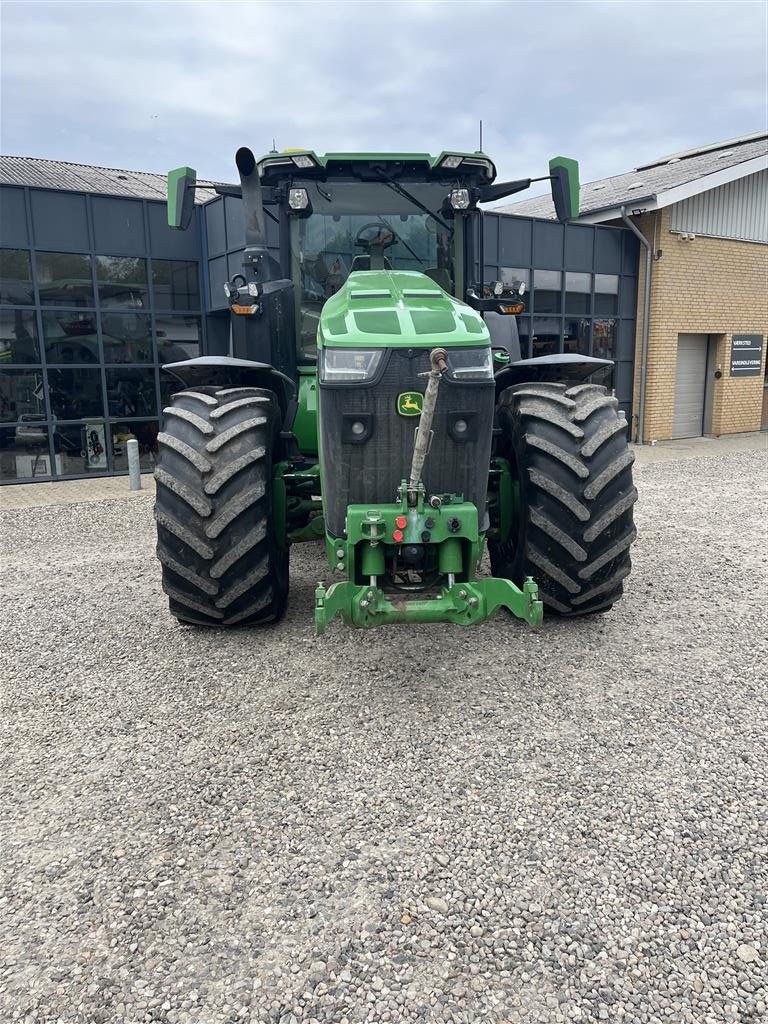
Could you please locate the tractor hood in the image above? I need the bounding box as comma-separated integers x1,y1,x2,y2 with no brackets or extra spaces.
318,270,490,349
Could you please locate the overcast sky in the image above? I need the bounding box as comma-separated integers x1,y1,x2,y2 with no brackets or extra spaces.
2,0,766,196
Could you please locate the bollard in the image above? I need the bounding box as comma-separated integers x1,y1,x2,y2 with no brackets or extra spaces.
126,438,142,491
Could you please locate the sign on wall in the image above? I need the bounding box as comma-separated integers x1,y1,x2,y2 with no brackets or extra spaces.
730,334,764,377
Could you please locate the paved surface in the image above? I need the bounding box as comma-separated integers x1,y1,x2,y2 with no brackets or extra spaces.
1,444,766,1024
0,472,156,511
632,431,766,466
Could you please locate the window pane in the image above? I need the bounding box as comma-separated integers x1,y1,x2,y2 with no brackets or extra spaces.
105,368,158,418
593,318,617,363
53,421,109,475
152,260,200,311
0,249,34,305
533,269,561,313
532,317,561,357
110,419,159,472
564,318,591,355
594,274,619,315
48,368,104,419
42,310,99,364
565,272,591,315
1,426,52,480
500,268,530,311
160,368,184,409
96,256,149,309
0,368,46,422
516,317,532,359
36,252,94,307
102,312,153,363
155,314,201,361
0,308,40,363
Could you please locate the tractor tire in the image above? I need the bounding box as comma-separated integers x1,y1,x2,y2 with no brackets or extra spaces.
489,382,637,616
154,386,288,627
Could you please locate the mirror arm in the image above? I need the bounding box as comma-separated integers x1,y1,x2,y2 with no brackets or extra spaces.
211,183,242,198
477,178,532,203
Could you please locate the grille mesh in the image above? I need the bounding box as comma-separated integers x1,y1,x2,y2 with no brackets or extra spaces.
320,349,494,536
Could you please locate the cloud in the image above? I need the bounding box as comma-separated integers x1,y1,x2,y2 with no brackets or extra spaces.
1,0,766,188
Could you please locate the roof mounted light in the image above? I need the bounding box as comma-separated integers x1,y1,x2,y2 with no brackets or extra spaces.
291,154,317,169
460,157,494,177
256,156,294,176
440,154,463,170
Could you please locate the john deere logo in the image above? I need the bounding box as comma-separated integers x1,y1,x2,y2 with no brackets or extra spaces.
397,392,423,416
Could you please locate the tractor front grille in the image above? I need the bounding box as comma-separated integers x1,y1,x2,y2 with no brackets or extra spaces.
319,348,494,537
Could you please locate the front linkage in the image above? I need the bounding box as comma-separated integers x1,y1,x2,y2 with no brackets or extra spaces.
314,480,543,634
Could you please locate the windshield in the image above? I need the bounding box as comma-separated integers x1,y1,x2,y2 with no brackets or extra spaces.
290,181,462,360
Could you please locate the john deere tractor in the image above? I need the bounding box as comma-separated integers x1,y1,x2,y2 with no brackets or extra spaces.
155,147,637,632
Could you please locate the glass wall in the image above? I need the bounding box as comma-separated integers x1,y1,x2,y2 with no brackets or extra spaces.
0,185,204,482
482,214,639,420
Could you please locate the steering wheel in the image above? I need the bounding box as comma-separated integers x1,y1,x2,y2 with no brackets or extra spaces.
355,222,398,251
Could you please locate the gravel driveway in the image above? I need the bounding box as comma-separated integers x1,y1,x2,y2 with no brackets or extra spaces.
1,448,766,1024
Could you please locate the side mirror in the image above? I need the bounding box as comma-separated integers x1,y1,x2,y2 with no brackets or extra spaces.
549,157,579,222
167,166,197,230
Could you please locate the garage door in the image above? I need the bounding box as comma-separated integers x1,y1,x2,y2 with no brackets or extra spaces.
673,334,708,438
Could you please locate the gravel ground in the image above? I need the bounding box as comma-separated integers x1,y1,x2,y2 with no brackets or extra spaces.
1,449,766,1024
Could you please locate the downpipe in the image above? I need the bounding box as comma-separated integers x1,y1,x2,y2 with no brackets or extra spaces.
408,347,447,501
620,206,652,444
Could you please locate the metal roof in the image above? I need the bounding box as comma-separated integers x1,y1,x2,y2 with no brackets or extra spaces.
498,133,768,221
0,155,219,203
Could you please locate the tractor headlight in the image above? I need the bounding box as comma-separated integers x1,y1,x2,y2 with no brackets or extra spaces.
291,154,317,169
449,188,471,210
320,348,384,383
440,154,464,170
446,346,494,380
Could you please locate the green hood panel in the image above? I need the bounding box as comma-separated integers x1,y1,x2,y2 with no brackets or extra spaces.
318,271,490,350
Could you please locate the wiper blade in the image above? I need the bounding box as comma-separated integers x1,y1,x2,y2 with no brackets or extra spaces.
374,216,425,267
375,169,453,233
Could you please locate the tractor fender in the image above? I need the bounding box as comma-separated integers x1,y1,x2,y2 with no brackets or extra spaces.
494,353,611,391
162,356,297,425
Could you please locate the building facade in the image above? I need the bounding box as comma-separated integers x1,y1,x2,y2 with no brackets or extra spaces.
0,157,637,484
631,183,767,441
504,133,768,442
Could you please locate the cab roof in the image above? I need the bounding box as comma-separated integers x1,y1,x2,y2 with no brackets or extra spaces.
256,150,497,184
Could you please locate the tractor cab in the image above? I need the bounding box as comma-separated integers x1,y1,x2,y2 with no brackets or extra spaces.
236,150,503,365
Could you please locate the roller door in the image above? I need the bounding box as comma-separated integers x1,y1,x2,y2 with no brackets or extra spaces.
672,334,708,438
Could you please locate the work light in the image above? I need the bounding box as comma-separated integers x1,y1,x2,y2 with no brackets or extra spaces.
449,188,471,210
288,187,310,210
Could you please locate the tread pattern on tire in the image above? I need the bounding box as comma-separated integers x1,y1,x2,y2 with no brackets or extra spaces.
154,387,288,627
489,382,638,616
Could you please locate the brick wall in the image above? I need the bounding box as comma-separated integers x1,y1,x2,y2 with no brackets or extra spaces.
631,207,768,441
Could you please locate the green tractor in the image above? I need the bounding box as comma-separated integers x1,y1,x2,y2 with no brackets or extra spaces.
155,147,637,632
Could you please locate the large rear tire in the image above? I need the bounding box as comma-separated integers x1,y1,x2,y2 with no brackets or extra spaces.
154,386,288,627
489,382,637,616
